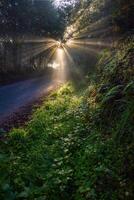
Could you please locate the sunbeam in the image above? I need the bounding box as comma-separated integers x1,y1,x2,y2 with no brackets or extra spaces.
69,39,113,48
55,47,66,82
46,46,58,64
67,42,100,55
22,43,56,63
63,45,83,80
45,43,67,82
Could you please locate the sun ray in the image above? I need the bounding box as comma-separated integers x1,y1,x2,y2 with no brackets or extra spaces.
67,42,100,55
70,39,113,48
62,45,84,80
62,45,74,64
46,46,58,64
22,43,56,62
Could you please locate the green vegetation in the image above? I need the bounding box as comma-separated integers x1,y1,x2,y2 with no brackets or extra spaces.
0,1,133,199
0,37,134,199
64,0,134,40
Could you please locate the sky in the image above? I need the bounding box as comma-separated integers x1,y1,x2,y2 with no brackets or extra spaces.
53,0,77,8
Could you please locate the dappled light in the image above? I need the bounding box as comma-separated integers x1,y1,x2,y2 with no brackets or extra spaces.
0,0,133,200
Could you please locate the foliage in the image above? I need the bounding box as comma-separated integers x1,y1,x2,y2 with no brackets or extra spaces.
0,37,134,199
64,0,134,40
0,0,133,199
113,0,134,32
0,0,63,37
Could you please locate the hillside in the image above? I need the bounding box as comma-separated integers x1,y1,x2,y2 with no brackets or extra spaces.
0,0,134,199
0,36,134,199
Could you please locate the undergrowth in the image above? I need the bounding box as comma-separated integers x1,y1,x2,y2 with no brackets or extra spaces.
0,37,134,200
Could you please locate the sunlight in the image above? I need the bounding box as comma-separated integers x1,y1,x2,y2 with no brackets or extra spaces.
64,25,76,40
48,62,60,69
22,43,56,63
62,45,82,78
65,39,73,46
53,46,66,82
57,40,62,47
57,47,64,56
1,1,133,198
46,47,57,64
70,43,100,55
70,39,113,48
53,0,60,7
54,0,77,8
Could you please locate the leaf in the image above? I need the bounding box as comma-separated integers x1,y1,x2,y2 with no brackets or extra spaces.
102,85,124,104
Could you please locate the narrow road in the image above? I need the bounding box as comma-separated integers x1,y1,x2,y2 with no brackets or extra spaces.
0,76,60,122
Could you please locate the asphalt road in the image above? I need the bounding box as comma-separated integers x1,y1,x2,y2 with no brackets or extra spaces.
0,77,59,121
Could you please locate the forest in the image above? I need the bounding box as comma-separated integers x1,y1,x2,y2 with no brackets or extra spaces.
0,0,134,199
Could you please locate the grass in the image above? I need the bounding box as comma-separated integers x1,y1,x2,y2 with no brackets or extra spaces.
0,38,134,200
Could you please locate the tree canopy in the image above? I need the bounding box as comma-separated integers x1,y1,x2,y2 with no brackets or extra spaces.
0,0,64,38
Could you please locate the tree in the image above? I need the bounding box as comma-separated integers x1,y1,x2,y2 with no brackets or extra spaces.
113,0,134,32
0,0,63,38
